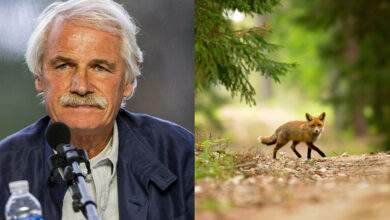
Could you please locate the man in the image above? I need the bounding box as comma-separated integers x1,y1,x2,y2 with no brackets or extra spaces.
0,0,194,219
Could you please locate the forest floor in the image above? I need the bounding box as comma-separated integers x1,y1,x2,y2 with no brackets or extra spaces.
195,152,390,220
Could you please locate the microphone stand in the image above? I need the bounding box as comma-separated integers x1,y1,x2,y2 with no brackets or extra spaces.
50,144,100,220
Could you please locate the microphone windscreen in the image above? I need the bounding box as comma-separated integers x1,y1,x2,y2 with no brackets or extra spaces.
45,122,71,149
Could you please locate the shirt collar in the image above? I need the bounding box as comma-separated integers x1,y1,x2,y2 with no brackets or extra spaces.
90,121,119,173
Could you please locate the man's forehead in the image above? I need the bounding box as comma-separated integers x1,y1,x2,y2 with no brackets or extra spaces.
44,18,122,61
48,19,119,43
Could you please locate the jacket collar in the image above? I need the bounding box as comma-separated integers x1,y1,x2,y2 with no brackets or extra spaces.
115,109,178,220
116,109,177,191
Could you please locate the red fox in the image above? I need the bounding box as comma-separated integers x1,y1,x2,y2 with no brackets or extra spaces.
259,112,326,159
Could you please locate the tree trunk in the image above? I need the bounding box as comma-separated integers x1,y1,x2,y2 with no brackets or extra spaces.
344,17,367,137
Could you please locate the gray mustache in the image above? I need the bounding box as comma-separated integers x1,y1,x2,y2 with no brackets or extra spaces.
60,93,107,109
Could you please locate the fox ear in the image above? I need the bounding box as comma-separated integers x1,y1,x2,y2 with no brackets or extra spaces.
319,112,326,121
305,113,313,121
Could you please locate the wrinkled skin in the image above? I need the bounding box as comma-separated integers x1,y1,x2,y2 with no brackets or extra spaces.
36,18,133,157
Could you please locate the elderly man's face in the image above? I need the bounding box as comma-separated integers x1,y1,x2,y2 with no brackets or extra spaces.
36,19,132,133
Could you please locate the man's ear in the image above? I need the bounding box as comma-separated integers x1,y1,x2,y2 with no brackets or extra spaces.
122,79,134,98
305,113,313,121
319,112,326,121
34,74,43,92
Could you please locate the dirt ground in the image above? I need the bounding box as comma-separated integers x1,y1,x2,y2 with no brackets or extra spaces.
195,152,390,220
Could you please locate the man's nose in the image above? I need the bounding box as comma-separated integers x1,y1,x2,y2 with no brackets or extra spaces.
70,70,91,95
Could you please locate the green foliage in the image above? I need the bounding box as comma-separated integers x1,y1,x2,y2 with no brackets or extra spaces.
268,5,329,100
197,198,232,212
195,138,236,180
195,0,292,105
195,89,229,131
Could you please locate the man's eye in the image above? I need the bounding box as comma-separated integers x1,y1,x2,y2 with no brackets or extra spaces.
93,65,108,72
56,63,69,70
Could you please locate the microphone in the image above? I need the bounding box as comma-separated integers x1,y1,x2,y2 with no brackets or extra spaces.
45,122,71,152
45,122,100,220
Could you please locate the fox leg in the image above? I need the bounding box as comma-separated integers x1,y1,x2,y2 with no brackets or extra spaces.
273,139,288,159
308,142,326,157
307,147,312,159
273,143,283,159
290,141,301,158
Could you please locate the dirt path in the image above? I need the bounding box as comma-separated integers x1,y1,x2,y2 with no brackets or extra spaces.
196,152,390,220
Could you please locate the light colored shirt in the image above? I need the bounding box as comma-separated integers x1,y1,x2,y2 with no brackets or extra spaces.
61,122,119,220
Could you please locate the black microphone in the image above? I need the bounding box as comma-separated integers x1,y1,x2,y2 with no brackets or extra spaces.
46,122,72,185
45,122,71,152
45,122,100,220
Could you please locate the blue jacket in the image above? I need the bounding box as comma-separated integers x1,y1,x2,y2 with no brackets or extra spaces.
0,109,194,220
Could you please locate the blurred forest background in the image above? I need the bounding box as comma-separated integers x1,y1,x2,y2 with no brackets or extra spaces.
195,0,390,157
0,0,194,138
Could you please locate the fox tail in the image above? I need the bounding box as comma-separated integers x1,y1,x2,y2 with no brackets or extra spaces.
258,133,277,145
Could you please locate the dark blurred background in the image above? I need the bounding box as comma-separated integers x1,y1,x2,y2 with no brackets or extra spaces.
0,0,194,138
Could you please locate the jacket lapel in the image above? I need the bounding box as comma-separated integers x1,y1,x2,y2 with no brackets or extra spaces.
116,111,177,220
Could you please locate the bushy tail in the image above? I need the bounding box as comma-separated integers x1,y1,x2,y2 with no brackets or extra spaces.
258,133,277,145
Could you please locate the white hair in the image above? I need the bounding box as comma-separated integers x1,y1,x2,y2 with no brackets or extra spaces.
25,0,143,105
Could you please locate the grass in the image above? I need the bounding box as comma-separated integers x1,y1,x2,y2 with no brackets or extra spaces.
195,138,236,180
196,198,232,212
